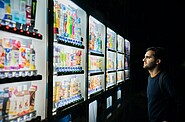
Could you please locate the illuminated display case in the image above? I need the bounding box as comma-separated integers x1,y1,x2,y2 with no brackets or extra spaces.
52,0,87,113
117,34,125,84
88,15,105,97
0,0,46,121
106,27,117,89
124,39,130,80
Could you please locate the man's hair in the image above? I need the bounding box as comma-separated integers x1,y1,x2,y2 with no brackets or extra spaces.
146,46,168,70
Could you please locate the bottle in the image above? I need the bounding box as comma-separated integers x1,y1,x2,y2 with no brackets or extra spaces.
8,87,17,119
19,0,26,24
11,40,20,69
23,85,30,114
3,38,12,70
15,86,24,116
11,0,20,23
29,85,37,112
26,0,32,26
29,45,35,70
0,1,5,19
76,18,82,41
0,39,5,69
19,45,26,69
25,47,31,69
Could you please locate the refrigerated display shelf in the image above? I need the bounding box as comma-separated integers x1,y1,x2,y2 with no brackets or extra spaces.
89,89,103,98
88,71,104,76
107,48,116,52
56,39,84,49
0,22,42,40
117,51,124,55
106,83,115,89
5,110,37,122
0,75,42,84
89,51,104,57
117,69,124,71
107,70,116,73
56,70,84,76
117,80,124,84
55,97,84,113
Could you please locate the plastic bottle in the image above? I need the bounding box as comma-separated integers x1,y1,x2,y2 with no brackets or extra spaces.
26,0,32,26
19,0,26,24
0,1,5,19
29,45,35,70
77,18,82,41
15,86,24,116
8,87,17,119
0,39,5,69
3,38,12,70
19,45,26,69
23,85,30,114
11,40,21,69
25,47,31,69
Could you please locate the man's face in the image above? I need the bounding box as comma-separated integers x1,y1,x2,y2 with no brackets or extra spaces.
143,50,157,70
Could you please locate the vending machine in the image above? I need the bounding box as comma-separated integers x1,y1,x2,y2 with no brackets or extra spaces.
124,39,130,80
0,0,47,121
117,35,125,84
88,15,106,122
116,34,125,108
103,27,117,119
50,0,87,121
106,27,117,89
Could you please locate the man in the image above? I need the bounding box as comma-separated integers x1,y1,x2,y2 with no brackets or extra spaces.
143,47,176,122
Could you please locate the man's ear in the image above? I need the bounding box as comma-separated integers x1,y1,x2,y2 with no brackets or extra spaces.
156,59,161,64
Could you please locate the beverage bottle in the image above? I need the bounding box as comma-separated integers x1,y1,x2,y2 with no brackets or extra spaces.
25,47,31,69
77,18,82,40
0,39,5,69
23,85,30,114
8,87,17,119
26,0,32,26
15,86,24,116
30,45,36,70
19,0,26,24
11,40,20,69
3,38,12,70
19,45,26,69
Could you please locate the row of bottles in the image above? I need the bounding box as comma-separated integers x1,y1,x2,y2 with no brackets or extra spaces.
106,73,116,88
0,37,36,71
88,56,103,72
53,76,81,108
0,0,37,26
117,71,124,83
1,0,44,121
117,54,124,69
54,0,82,41
117,35,124,53
0,84,37,121
52,0,86,112
88,75,102,94
89,17,103,53
53,43,82,73
107,28,116,50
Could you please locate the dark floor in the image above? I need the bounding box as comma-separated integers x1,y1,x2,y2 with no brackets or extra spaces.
106,91,149,122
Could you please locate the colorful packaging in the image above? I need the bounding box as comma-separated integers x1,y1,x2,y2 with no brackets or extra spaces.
0,39,5,69
29,85,37,112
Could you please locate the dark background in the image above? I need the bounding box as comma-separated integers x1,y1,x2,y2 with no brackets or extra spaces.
75,0,185,90
74,0,185,121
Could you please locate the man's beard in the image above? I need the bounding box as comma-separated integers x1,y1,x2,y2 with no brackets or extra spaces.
144,61,156,70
